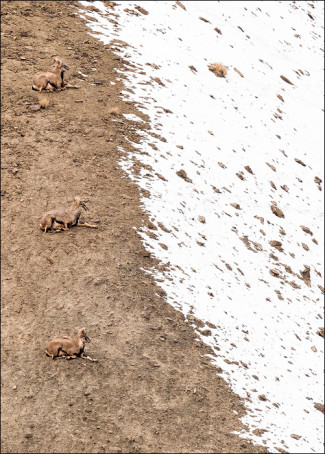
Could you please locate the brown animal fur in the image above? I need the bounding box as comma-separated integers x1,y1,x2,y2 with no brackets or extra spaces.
40,197,98,232
45,328,97,361
32,58,78,92
208,63,228,78
32,58,68,92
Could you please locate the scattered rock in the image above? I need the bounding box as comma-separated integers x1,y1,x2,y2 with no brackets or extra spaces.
301,243,309,251
176,1,186,10
199,329,212,337
176,169,192,183
280,75,294,85
316,327,324,338
159,243,168,250
269,240,283,251
277,94,284,102
156,173,167,181
93,78,105,84
199,16,211,24
27,104,41,112
314,176,322,184
230,203,241,210
270,181,277,189
290,434,301,440
258,394,267,401
280,185,289,192
279,227,286,235
295,158,306,166
266,162,276,172
271,203,285,218
189,65,198,73
300,225,313,235
198,216,206,224
314,402,324,414
289,281,301,289
236,172,245,180
270,269,281,277
234,67,244,78
244,165,254,174
318,285,324,294
147,221,157,230
214,27,222,35
254,216,264,224
311,345,317,352
218,162,226,169
134,5,149,15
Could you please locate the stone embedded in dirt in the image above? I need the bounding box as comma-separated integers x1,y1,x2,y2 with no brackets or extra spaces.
147,221,157,230
270,269,281,277
206,321,217,329
200,329,212,337
271,204,285,218
295,158,306,166
300,225,313,235
198,216,206,224
290,434,301,440
176,169,192,183
244,165,254,174
314,402,324,414
230,203,241,210
12,168,19,176
142,251,150,257
280,75,294,85
93,78,105,84
27,104,41,112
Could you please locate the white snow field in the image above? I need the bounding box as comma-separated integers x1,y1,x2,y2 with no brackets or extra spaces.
78,1,324,452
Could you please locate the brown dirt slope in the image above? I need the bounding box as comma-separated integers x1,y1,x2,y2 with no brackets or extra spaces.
1,2,266,453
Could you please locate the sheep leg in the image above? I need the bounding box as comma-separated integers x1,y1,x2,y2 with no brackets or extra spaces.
76,223,98,229
80,352,98,362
